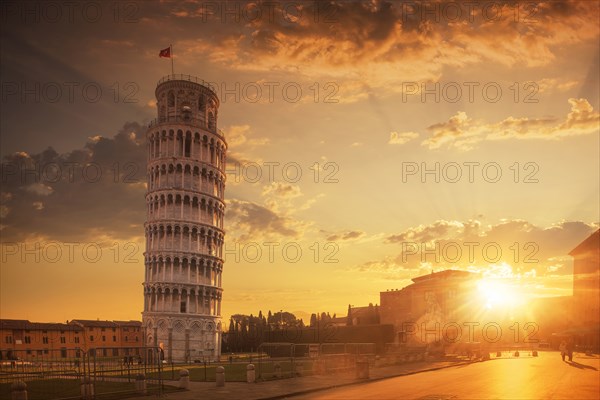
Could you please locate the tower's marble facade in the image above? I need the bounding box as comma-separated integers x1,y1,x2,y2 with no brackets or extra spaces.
142,75,226,362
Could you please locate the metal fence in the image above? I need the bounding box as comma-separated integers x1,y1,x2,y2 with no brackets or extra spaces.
0,346,165,399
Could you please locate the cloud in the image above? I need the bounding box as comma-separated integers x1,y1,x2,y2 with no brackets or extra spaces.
417,98,599,150
0,122,147,243
24,183,54,196
225,199,301,242
371,219,599,277
326,230,365,242
169,1,599,99
389,131,419,145
353,218,599,293
262,182,303,199
536,78,579,93
226,125,269,149
386,220,466,244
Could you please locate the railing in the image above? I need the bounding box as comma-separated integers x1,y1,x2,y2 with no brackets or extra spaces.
148,116,225,138
157,74,218,95
255,343,377,380
0,347,165,399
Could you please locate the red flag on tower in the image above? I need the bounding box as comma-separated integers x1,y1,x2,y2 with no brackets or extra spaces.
159,45,174,74
159,47,171,58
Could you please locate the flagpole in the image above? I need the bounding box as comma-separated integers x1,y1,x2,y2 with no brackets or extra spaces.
170,44,174,75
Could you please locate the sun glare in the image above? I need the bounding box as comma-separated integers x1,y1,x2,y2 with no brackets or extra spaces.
477,279,524,310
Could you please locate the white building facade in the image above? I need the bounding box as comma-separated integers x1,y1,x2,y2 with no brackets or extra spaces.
142,75,226,362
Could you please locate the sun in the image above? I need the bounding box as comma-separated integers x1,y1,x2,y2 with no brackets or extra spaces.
477,279,524,310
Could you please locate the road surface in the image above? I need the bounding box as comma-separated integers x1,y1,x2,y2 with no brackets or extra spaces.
293,352,600,400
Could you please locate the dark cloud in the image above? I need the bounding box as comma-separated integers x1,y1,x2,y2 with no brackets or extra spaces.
1,122,146,242
225,199,299,241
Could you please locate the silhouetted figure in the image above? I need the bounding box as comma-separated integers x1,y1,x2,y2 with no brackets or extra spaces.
559,340,567,361
566,340,574,362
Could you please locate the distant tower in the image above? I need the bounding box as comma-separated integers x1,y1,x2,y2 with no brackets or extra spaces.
143,75,226,362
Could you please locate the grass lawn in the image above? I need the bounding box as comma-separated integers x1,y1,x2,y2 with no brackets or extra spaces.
0,378,181,400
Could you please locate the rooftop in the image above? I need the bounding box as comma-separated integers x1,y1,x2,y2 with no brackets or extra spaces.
157,74,218,96
569,229,600,256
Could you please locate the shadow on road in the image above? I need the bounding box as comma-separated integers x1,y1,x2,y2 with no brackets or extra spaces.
566,361,598,371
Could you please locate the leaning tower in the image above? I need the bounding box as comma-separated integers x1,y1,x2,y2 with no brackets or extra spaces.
143,75,226,362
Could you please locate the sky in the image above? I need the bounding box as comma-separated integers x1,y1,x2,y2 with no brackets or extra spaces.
0,0,599,325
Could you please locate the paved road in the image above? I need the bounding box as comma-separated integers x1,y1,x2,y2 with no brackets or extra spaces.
294,352,600,400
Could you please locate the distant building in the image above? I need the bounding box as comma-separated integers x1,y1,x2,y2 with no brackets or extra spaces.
70,319,142,355
568,229,600,350
379,270,479,345
570,229,600,326
348,304,380,326
0,319,142,360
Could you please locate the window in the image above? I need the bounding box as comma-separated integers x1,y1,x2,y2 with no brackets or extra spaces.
125,336,128,342
60,337,66,344
74,337,80,344
102,336,106,342
4,336,12,344
112,336,117,342
43,349,49,354
123,327,129,332
180,301,187,313
26,349,31,355
112,348,119,356
135,336,139,342
24,336,31,344
89,335,94,342
101,328,105,332
42,337,49,344
112,328,116,332
60,348,67,358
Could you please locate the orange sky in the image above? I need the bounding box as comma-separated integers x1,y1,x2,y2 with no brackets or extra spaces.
1,1,599,324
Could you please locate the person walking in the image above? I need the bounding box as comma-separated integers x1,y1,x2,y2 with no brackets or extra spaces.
559,340,567,361
566,339,574,362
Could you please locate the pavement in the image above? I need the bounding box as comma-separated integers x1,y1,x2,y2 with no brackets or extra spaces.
127,351,600,400
295,351,600,400
127,357,473,400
